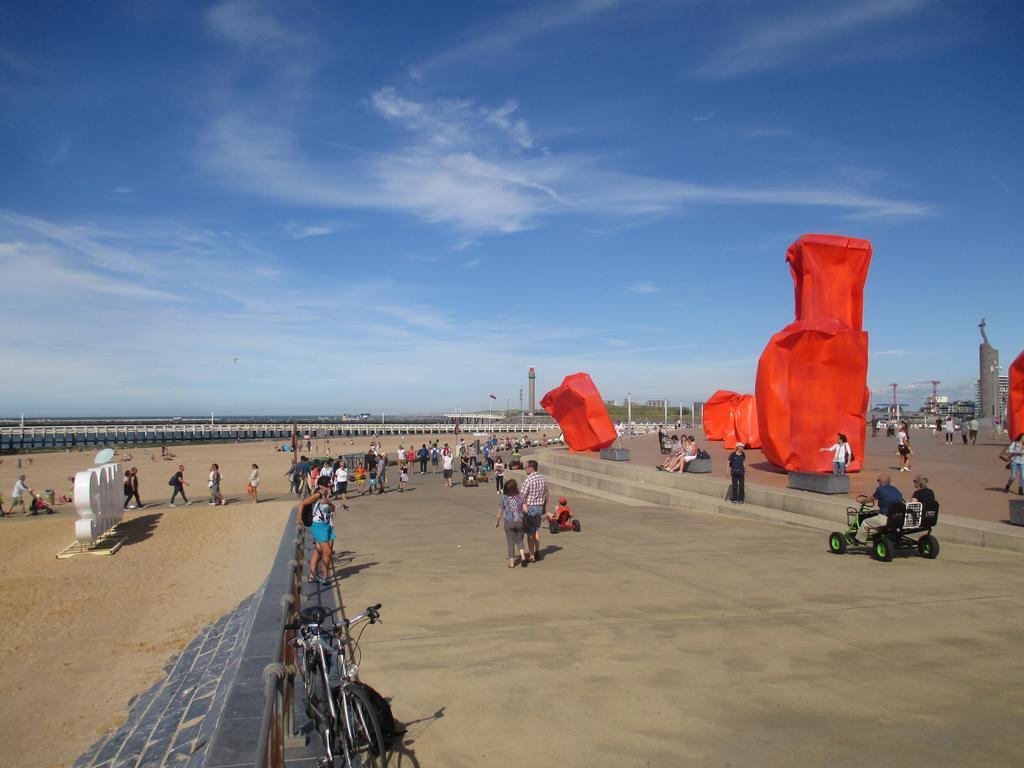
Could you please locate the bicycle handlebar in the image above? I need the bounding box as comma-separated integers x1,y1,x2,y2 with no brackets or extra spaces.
285,603,382,633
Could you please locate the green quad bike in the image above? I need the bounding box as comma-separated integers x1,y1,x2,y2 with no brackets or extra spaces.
829,495,940,562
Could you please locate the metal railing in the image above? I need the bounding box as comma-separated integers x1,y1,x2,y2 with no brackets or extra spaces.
255,526,305,768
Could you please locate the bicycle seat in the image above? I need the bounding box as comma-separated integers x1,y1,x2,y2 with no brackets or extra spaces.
299,606,332,624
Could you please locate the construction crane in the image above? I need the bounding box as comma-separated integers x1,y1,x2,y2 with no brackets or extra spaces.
928,380,941,415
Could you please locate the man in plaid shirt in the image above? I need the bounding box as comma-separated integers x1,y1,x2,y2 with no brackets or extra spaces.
520,460,548,562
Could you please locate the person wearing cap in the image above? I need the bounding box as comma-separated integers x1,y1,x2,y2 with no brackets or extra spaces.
728,443,746,504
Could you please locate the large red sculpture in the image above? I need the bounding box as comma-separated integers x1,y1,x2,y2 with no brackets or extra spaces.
1009,350,1024,438
540,373,617,452
703,390,738,441
755,235,871,473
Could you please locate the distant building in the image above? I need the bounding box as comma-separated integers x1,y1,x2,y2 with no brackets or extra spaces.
645,399,667,407
604,399,620,407
924,399,977,419
975,376,1009,423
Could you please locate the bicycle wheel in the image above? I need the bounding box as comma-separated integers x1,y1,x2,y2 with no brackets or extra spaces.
339,683,387,768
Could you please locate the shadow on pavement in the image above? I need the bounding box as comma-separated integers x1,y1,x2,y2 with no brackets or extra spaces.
334,561,378,581
116,513,162,546
391,706,446,768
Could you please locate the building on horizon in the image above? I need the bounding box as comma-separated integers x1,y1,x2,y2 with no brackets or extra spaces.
645,399,668,407
975,376,1008,424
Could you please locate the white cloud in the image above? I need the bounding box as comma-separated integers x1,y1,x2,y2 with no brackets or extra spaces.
464,258,482,268
285,223,333,239
482,100,535,149
692,110,717,122
695,0,930,79
206,0,299,48
420,0,634,72
625,282,659,294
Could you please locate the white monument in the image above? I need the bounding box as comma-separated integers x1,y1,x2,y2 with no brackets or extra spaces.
57,448,127,558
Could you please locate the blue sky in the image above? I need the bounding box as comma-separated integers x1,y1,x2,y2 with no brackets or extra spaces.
1,0,1021,416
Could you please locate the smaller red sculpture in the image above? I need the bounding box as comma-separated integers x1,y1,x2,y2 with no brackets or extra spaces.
725,394,761,450
540,373,618,452
1009,350,1024,438
703,390,738,441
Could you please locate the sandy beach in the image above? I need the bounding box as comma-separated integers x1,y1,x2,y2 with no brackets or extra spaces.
0,436,447,768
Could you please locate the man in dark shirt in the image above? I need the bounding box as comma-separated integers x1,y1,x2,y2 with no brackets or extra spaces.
855,473,905,543
728,443,746,504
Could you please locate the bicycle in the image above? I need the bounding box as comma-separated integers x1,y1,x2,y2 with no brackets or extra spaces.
287,603,387,767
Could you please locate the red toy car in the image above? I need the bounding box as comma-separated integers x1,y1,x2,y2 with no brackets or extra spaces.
547,498,581,533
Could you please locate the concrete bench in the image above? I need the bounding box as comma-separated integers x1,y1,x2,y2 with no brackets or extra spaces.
1010,499,1024,526
788,471,850,495
685,458,712,473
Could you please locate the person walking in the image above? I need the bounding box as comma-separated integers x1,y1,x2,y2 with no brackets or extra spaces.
248,463,260,504
442,449,454,488
417,444,429,474
298,485,335,586
430,443,439,473
493,456,505,494
520,460,548,562
496,478,529,568
820,433,852,475
1004,433,1024,495
208,463,224,506
123,470,134,510
130,468,143,509
896,422,912,472
728,443,746,504
399,463,409,492
377,450,388,494
333,462,349,502
943,416,955,445
10,474,36,515
169,464,190,506
969,417,979,445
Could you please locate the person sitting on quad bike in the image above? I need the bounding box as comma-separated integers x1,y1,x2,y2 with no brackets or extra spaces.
854,473,905,545
547,497,573,527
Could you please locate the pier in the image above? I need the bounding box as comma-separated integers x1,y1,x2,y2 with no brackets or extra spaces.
0,419,557,451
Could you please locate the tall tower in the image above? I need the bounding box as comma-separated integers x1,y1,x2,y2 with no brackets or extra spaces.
528,367,536,415
978,319,999,423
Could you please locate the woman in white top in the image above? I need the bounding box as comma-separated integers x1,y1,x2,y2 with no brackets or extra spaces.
896,423,912,472
820,433,852,475
249,464,260,504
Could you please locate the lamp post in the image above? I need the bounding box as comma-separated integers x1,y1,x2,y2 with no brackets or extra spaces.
627,392,632,436
663,399,668,426
519,387,524,432
506,398,510,419
992,363,1000,436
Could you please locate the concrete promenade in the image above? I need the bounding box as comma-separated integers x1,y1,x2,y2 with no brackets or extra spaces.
297,465,1024,767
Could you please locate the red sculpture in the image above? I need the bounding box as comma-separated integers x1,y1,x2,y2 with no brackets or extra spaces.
726,394,761,450
540,373,618,452
1009,350,1024,438
755,235,871,473
703,390,738,441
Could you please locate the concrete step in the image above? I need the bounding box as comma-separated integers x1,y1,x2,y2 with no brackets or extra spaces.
541,460,837,534
534,449,1024,554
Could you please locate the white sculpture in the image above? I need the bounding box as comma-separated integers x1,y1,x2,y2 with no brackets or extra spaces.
73,458,124,544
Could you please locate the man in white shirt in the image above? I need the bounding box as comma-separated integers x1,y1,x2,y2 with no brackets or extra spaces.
10,475,35,515
442,452,454,488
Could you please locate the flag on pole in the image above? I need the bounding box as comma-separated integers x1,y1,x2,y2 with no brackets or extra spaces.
489,394,497,399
